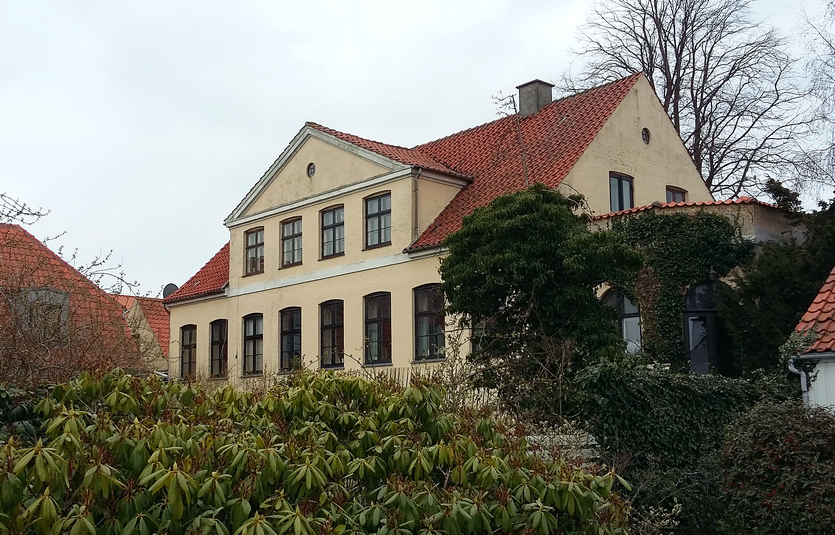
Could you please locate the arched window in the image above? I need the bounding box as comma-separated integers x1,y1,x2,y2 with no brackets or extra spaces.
280,307,301,371
180,325,197,379
210,319,228,378
414,284,445,361
364,292,392,364
243,314,263,375
603,289,641,354
320,300,344,368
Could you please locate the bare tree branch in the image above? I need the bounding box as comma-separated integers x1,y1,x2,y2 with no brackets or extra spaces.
564,0,816,198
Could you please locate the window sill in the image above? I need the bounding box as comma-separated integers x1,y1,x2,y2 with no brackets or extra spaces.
363,242,392,251
243,270,265,277
280,262,302,270
320,252,345,261
208,375,229,381
363,361,393,367
321,364,345,370
240,372,264,378
412,357,446,364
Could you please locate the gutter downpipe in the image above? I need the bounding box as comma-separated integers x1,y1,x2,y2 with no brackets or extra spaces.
412,167,422,242
788,356,810,407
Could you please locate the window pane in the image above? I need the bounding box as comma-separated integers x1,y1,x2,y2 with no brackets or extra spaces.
381,194,391,211
323,211,333,226
367,298,379,319
367,198,379,214
622,317,641,355
610,176,619,211
335,226,344,253
381,214,391,243
689,317,709,374
623,178,633,209
335,207,344,223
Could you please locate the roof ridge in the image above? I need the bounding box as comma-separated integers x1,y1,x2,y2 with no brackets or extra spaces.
414,73,642,150
306,122,417,152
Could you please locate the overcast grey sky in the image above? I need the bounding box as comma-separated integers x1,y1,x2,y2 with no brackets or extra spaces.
0,0,815,295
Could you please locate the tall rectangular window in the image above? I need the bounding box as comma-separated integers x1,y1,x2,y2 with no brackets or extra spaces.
321,206,345,258
243,314,263,375
365,292,392,364
280,307,302,371
666,187,686,204
210,320,228,377
365,193,391,248
609,173,634,212
180,325,197,379
415,284,445,361
245,228,265,275
321,300,344,368
282,219,303,267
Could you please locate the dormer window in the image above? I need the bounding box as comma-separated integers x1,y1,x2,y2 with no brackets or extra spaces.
245,228,265,275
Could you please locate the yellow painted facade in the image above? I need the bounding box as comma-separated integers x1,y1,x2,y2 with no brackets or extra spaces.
559,77,712,214
166,77,715,386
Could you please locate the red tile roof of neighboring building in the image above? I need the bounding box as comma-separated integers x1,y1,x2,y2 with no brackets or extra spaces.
306,122,468,178
0,224,123,310
591,196,774,221
114,295,170,358
164,242,230,303
407,73,642,249
796,264,835,355
135,297,170,357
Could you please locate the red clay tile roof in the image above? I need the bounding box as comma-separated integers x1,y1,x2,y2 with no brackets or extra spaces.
405,73,642,250
111,295,170,358
0,224,135,368
796,264,835,355
179,75,643,288
0,224,123,310
135,297,170,357
164,242,230,304
306,122,467,178
591,196,774,221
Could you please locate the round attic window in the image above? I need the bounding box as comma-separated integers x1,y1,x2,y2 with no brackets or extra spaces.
641,128,651,144
306,162,316,178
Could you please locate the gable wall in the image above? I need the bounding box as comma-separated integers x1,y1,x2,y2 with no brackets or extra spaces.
243,137,394,217
560,77,712,216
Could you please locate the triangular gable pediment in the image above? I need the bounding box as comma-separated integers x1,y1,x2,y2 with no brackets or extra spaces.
225,125,410,226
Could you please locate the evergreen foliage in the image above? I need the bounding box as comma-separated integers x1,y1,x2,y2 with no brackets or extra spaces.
721,401,835,534
716,191,835,373
576,360,796,534
0,371,630,535
439,184,641,417
610,212,754,368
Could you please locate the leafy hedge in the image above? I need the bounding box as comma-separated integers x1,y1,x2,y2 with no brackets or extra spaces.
575,360,758,533
721,401,835,534
0,371,630,535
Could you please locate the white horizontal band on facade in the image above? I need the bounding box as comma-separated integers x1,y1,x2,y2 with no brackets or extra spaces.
227,252,425,297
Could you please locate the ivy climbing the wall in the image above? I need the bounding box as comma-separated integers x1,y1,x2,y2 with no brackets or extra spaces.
610,211,754,369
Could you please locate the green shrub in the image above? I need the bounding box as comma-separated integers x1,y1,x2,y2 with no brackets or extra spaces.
0,371,630,535
575,360,757,533
721,400,835,534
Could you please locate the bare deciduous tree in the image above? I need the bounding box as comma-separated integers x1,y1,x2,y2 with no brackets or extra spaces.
566,0,812,198
0,226,144,388
801,2,835,190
